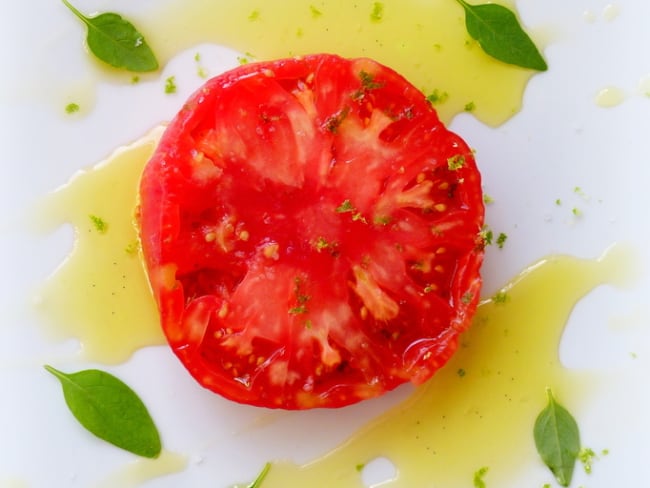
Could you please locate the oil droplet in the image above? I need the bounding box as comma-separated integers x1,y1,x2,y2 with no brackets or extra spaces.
602,3,621,22
32,127,166,364
638,74,650,97
259,246,631,487
0,479,28,488
103,0,536,126
583,10,597,23
96,450,188,488
595,86,625,107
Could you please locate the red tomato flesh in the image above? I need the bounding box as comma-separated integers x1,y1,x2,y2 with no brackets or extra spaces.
139,54,485,409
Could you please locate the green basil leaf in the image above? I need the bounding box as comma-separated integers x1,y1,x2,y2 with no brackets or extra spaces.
533,388,580,487
455,0,547,71
248,462,272,488
45,365,162,458
61,0,159,72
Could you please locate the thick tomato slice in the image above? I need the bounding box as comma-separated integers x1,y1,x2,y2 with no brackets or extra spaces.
139,54,484,409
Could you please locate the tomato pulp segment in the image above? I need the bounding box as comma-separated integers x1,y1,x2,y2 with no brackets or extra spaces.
139,54,485,409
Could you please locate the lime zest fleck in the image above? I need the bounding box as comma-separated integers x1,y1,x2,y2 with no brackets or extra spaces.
427,89,449,105
492,290,509,304
370,2,384,22
65,102,80,114
496,232,508,249
164,76,177,94
336,199,355,213
473,466,489,488
89,214,108,233
447,154,466,171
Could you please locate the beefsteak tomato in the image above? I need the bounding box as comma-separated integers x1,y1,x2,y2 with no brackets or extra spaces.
139,54,484,409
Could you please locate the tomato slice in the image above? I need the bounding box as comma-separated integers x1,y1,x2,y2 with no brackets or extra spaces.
139,54,484,409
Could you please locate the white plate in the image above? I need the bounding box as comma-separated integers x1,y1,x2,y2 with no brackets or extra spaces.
1,1,649,487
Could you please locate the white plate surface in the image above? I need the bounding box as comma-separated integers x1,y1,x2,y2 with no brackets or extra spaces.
1,1,649,487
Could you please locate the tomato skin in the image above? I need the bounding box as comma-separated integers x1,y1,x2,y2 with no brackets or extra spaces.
139,54,484,409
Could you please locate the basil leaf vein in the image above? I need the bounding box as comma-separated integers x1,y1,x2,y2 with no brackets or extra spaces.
61,0,159,72
45,365,162,458
455,0,547,71
533,388,580,487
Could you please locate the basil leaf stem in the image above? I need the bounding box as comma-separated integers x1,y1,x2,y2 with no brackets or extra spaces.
248,462,272,488
61,0,159,72
533,388,580,487
45,365,162,458
455,0,547,71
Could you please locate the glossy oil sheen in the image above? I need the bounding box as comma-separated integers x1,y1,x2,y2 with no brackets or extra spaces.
32,128,165,364
132,0,535,126
261,246,630,487
35,131,630,485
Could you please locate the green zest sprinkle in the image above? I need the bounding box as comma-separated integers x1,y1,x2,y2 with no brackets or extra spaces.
248,9,260,21
314,236,331,251
483,194,494,204
496,232,508,249
447,154,466,171
336,199,355,213
464,101,476,112
310,5,323,17
492,290,509,304
479,226,493,245
427,89,449,105
373,215,392,226
473,466,489,488
164,76,177,94
65,102,80,114
355,463,365,472
61,0,158,72
352,212,367,223
289,305,308,315
194,53,208,78
124,241,139,255
534,388,581,487
89,214,108,233
454,0,547,71
578,447,597,474
370,2,385,22
359,70,384,90
324,107,350,133
457,368,466,377
290,277,310,315
44,365,161,458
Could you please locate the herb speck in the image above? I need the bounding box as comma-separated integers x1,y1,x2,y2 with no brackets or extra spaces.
370,2,384,22
65,103,80,114
164,76,177,94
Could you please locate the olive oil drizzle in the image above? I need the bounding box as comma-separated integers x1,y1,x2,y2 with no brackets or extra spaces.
260,246,630,487
33,129,630,484
32,128,165,364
